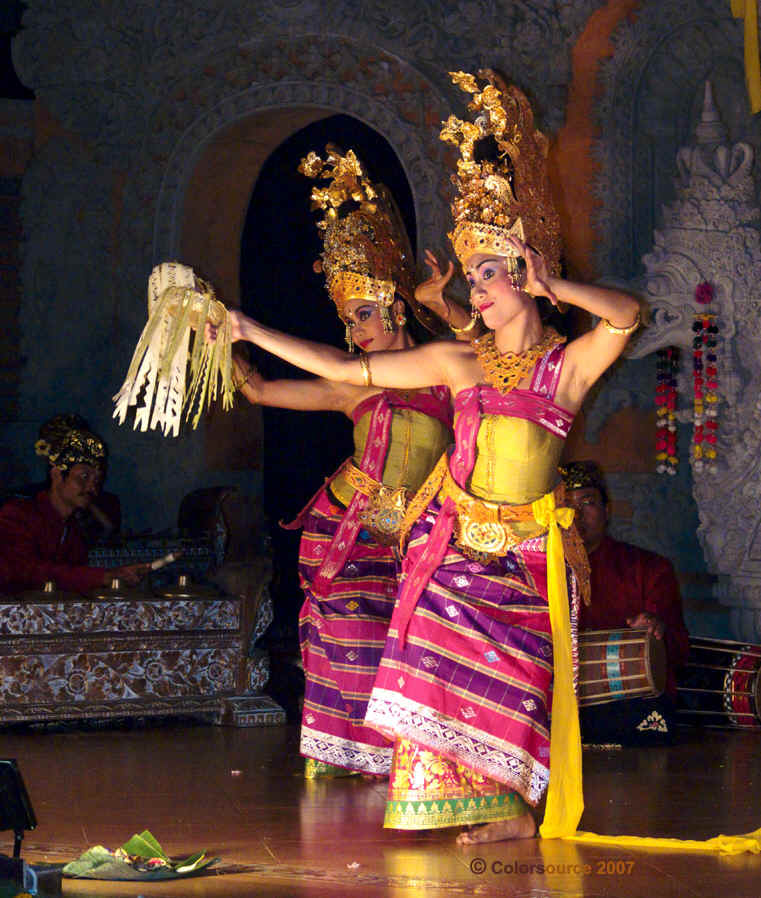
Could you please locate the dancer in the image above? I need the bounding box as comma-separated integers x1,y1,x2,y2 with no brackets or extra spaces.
229,149,459,779
213,73,640,839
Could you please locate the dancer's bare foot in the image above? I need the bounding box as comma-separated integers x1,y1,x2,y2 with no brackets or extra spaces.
456,812,536,844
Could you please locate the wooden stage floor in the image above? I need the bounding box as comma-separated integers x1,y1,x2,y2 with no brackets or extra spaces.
1,720,759,897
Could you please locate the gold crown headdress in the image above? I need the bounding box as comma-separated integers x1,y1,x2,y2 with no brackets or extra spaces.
113,262,234,436
440,70,562,276
298,147,418,350
35,414,106,472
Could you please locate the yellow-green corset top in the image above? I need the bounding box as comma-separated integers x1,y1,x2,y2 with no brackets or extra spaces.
331,407,451,508
468,414,564,505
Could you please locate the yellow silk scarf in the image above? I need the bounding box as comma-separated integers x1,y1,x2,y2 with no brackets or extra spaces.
532,492,584,839
533,490,761,854
732,0,761,113
567,828,761,855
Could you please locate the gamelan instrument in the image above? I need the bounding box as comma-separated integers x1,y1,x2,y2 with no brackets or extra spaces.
676,636,761,728
577,628,667,707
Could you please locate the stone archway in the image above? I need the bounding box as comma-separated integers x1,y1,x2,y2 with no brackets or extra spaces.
177,106,333,309
593,0,749,280
100,39,452,523
132,38,451,285
156,91,436,473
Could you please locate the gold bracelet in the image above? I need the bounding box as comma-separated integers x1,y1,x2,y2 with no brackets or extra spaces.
359,352,373,387
450,310,480,334
602,309,640,336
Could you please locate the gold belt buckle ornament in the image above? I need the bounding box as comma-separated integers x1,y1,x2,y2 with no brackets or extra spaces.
461,517,507,555
358,485,408,545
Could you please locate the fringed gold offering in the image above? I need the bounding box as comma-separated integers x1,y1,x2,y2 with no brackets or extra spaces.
113,262,234,436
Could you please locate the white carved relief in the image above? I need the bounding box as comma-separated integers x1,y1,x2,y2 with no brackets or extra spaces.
626,83,761,640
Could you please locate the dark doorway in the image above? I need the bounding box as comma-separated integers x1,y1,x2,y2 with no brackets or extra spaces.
239,113,415,712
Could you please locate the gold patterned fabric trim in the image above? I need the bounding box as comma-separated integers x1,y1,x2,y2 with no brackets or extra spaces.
438,464,544,558
399,452,557,560
560,517,591,608
343,462,410,546
384,792,527,830
304,758,359,780
368,693,549,806
398,453,449,551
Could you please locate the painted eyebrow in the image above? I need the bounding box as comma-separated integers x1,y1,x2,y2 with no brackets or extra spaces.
466,257,502,276
346,303,376,317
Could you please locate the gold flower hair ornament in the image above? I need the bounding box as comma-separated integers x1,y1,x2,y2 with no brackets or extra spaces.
441,69,562,278
299,146,444,347
113,262,234,436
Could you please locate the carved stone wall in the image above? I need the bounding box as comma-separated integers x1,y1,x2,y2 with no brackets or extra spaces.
590,0,761,637
7,0,755,646
9,0,599,529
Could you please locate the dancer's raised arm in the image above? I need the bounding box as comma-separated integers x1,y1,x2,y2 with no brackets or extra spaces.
504,237,640,400
223,311,461,392
231,353,364,415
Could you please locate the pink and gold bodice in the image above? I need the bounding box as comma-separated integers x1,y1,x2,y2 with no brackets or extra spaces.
452,343,574,505
330,388,452,507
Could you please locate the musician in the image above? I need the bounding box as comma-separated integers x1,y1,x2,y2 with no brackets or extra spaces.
0,415,150,595
561,460,690,744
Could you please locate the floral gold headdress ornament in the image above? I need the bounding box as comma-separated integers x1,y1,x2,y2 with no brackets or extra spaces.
440,70,562,277
35,413,106,472
113,262,234,436
298,146,417,350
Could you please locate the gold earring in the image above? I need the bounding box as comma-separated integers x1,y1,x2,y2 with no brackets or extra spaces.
395,312,407,326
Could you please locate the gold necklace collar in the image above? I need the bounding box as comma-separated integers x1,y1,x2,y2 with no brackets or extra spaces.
472,327,566,395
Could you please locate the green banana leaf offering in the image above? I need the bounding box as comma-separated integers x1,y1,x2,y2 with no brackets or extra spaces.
63,830,217,880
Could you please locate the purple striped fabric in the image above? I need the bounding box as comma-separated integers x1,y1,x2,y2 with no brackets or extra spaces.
366,496,580,806
298,490,396,774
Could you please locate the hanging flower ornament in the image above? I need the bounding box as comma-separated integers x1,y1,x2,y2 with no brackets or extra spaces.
655,346,679,475
691,281,719,474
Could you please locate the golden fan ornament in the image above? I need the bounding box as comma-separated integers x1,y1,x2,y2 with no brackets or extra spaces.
113,262,234,436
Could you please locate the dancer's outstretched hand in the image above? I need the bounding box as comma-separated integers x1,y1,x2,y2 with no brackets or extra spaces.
206,309,247,344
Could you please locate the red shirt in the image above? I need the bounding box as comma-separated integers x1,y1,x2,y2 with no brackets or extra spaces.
580,534,690,695
0,491,106,595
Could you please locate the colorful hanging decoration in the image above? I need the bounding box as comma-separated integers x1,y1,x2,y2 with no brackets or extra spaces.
655,346,679,475
691,282,719,474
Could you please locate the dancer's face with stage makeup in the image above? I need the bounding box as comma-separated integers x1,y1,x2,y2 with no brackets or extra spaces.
342,297,406,352
464,253,531,330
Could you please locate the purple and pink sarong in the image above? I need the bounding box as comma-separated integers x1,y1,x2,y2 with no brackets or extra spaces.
365,345,583,828
295,388,452,776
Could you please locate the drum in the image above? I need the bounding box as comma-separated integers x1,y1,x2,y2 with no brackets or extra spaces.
676,637,761,728
577,628,667,707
